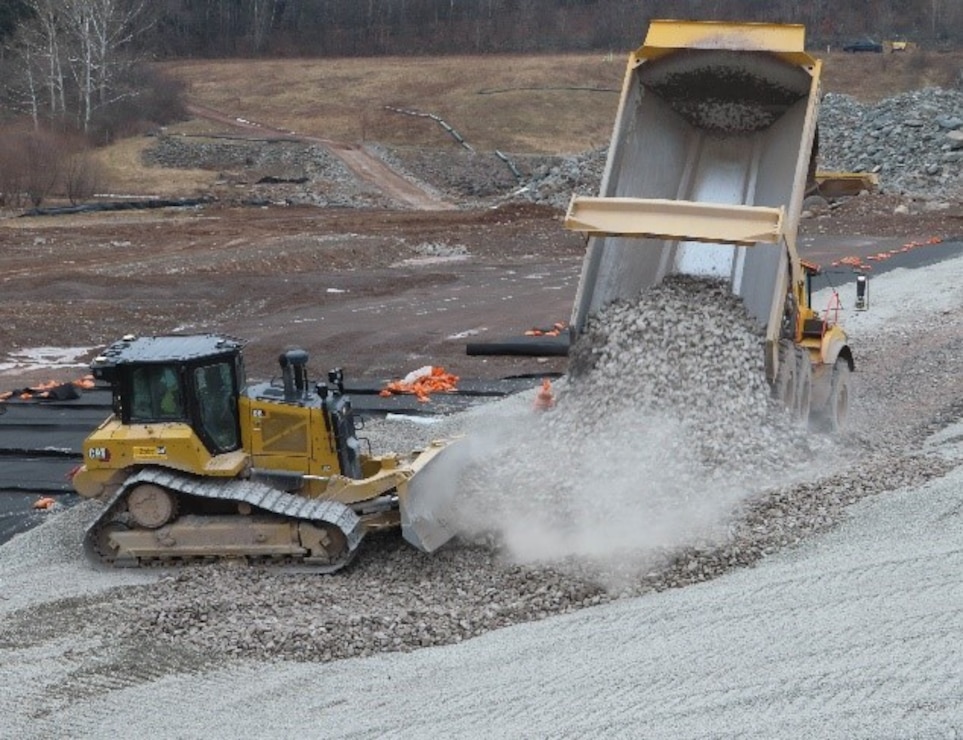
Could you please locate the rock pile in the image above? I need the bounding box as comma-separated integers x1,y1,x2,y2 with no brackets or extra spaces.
143,134,389,207
818,88,963,199
373,144,595,207
510,88,963,206
505,147,607,209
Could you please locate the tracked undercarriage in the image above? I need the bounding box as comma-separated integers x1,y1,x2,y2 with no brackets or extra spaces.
86,468,365,573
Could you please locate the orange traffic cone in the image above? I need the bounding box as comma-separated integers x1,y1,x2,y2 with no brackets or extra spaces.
533,378,556,412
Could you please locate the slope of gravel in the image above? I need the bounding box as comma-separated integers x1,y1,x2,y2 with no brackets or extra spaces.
495,87,963,206
0,501,159,615
6,452,960,740
500,87,963,205
3,248,963,737
144,134,393,207
819,88,963,199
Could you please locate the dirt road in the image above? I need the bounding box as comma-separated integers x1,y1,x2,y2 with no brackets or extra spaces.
3,190,961,386
187,104,455,211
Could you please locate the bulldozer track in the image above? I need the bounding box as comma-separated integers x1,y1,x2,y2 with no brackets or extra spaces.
85,468,364,573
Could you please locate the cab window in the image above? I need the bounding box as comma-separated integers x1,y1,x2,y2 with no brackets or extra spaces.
194,362,239,452
130,365,183,421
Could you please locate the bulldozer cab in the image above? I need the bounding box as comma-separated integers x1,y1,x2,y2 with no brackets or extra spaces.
92,335,245,455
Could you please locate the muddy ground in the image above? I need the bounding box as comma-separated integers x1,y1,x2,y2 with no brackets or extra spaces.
1,133,962,390
0,203,583,386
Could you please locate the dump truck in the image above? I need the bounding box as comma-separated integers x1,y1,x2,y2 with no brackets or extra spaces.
564,20,852,430
71,334,456,571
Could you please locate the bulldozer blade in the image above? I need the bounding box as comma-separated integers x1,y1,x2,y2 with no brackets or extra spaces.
398,437,468,553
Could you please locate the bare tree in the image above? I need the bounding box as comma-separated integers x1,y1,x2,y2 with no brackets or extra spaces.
1,0,154,133
250,0,282,54
61,0,153,131
1,1,69,129
3,34,41,127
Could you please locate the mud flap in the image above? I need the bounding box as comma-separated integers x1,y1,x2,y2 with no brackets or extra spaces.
398,437,468,553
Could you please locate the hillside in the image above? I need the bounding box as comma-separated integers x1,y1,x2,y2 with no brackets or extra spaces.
162,50,963,153
88,49,963,200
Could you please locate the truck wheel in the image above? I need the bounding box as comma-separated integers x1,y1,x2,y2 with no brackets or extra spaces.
822,359,851,433
794,347,812,424
774,340,796,411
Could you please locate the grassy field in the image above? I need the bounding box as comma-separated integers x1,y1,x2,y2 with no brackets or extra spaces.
163,54,626,154
94,136,218,196
86,49,962,196
162,50,963,155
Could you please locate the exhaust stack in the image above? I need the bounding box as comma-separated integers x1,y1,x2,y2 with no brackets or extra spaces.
278,348,310,401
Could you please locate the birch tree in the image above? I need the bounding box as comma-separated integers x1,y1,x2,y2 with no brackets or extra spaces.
250,0,281,54
2,0,68,128
61,0,153,131
1,0,153,132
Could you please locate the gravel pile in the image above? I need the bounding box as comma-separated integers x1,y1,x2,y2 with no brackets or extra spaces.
508,146,607,209
373,144,602,209
143,135,390,207
819,88,963,199
372,145,524,200
434,277,836,569
501,88,963,206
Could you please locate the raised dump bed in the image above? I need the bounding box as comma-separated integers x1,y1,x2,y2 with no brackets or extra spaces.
565,20,853,429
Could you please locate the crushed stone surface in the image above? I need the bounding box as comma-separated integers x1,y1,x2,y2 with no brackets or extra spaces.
18,468,959,739
2,252,963,738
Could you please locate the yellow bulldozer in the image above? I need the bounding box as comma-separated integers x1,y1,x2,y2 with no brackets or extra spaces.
72,334,456,572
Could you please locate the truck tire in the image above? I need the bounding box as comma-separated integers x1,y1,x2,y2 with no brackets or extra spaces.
794,347,812,424
774,340,796,411
814,358,851,433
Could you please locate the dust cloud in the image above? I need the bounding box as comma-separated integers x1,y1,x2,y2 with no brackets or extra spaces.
448,402,760,581
438,277,832,586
